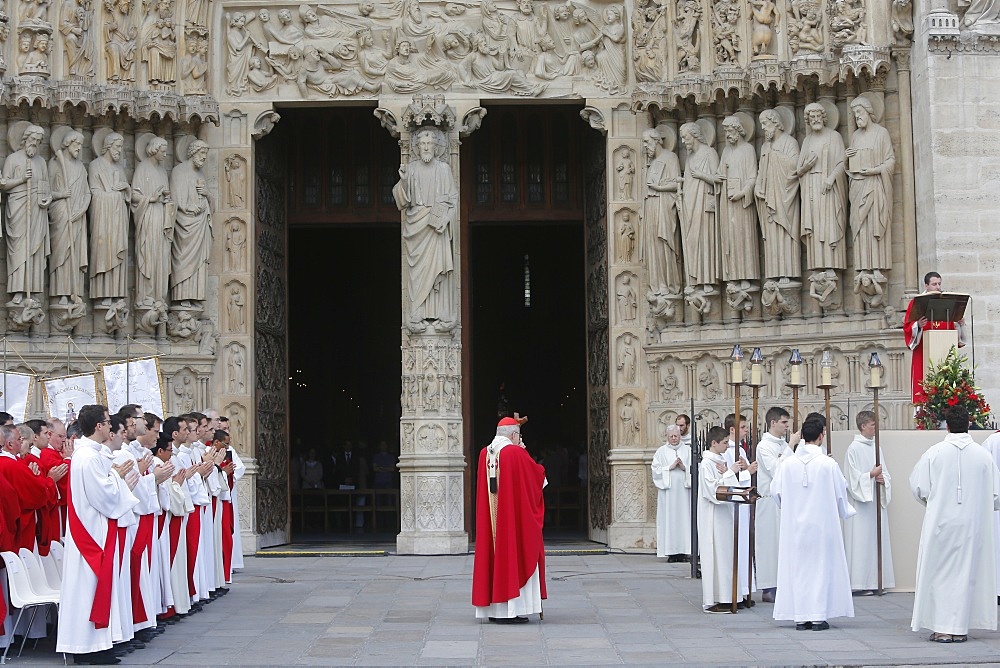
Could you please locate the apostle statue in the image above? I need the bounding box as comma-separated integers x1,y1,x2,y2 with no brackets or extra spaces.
640,127,682,297
755,109,801,283
678,122,720,291
797,102,847,272
48,128,91,305
3,123,52,306
392,128,457,328
131,135,174,309
846,96,895,277
88,131,131,304
715,114,760,286
170,139,213,307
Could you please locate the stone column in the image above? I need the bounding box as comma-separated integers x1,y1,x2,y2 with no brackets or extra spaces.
892,48,918,294
391,96,472,555
215,103,262,551
605,103,655,550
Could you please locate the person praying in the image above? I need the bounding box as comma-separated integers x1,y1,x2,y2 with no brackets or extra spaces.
651,424,691,562
698,426,743,613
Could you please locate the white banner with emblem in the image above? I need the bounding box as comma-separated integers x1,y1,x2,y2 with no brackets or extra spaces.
101,358,165,418
42,373,100,423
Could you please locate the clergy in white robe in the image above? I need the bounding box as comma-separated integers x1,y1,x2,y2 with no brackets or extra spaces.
910,407,1000,640
980,430,1000,597
56,406,140,657
177,434,211,603
772,415,855,627
227,445,247,576
698,427,744,611
725,414,756,598
755,407,794,597
651,425,691,559
843,411,894,592
190,434,219,599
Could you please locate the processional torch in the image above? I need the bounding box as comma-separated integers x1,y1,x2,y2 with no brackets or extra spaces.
728,345,756,608
785,349,805,431
818,350,836,456
868,352,885,596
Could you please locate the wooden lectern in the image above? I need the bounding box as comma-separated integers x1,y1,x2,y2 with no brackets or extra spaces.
908,291,970,372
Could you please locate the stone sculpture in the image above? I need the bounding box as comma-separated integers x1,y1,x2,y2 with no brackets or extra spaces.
716,114,759,287
579,5,627,94
223,155,246,209
755,108,801,283
616,274,637,322
829,0,866,48
615,146,634,200
641,127,682,298
749,0,777,57
131,134,174,311
181,32,208,93
854,270,886,310
847,96,895,277
104,0,137,82
140,0,176,85
712,0,741,65
227,342,246,393
678,121,720,291
227,283,245,332
617,333,637,383
3,123,51,308
47,127,90,307
88,130,130,304
632,0,666,82
170,138,213,307
224,218,246,272
225,11,262,96
617,210,636,263
619,395,639,445
393,128,457,329
61,0,96,77
963,0,1000,28
789,0,824,54
661,365,681,400
674,0,701,73
797,102,847,275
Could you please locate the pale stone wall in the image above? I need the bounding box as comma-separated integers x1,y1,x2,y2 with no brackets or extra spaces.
912,1,1000,407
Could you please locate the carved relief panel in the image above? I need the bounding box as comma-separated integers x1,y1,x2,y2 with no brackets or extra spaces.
616,393,641,446
225,281,247,333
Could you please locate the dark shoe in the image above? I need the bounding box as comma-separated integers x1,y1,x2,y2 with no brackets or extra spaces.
952,634,967,643
73,651,121,665
489,616,529,624
744,598,756,608
217,587,230,595
795,622,813,630
736,600,747,609
929,632,953,643
128,639,146,649
812,621,830,631
705,603,733,614
666,555,680,563
853,589,875,596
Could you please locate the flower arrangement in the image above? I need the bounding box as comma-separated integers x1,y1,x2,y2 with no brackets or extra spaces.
914,347,991,430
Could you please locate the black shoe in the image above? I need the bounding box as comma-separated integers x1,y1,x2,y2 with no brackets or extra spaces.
128,639,146,649
812,621,830,631
795,622,813,630
488,616,529,624
736,600,747,609
217,587,230,595
666,555,680,563
73,651,121,665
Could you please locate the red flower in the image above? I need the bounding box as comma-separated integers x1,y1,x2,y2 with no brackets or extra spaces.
947,396,960,406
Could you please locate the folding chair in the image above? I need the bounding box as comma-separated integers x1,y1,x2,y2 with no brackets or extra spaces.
0,551,59,664
18,549,60,599
39,553,62,592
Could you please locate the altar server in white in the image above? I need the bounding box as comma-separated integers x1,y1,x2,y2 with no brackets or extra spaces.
843,410,894,593
755,407,794,602
980,428,1000,600
725,413,756,599
698,426,745,613
911,405,1000,643
57,405,140,662
651,424,691,560
772,414,854,630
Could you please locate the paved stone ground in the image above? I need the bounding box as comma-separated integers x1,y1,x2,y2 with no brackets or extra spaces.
9,552,1000,666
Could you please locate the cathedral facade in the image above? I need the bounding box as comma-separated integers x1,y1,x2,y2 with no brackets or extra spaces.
0,0,994,554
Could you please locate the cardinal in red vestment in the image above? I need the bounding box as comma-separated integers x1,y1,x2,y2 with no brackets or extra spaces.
472,417,547,624
903,273,967,403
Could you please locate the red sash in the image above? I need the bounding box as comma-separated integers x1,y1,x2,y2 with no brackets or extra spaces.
185,507,201,596
130,514,155,624
67,489,118,630
221,500,234,581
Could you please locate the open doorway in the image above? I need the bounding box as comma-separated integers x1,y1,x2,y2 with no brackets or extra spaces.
469,224,587,536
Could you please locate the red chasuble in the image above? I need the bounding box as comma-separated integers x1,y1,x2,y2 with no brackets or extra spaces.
0,474,18,634
904,298,959,403
0,454,56,551
37,447,68,554
472,443,547,608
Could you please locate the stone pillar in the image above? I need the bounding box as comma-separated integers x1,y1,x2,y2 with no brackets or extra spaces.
216,102,262,552
391,96,472,555
892,48,918,295
606,103,655,550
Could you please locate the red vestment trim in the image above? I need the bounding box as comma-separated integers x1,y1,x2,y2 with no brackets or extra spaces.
130,514,155,624
67,487,118,630
168,515,183,564
185,507,201,596
221,500,234,581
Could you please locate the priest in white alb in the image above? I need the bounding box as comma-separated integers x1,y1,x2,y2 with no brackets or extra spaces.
843,410,894,594
651,424,691,561
772,414,854,630
56,405,140,663
910,405,1000,643
755,407,794,603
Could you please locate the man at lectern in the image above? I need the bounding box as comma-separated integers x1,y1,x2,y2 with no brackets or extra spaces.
904,272,968,402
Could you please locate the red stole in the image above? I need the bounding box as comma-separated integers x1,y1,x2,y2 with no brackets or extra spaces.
185,506,201,596
66,486,118,629
130,514,155,624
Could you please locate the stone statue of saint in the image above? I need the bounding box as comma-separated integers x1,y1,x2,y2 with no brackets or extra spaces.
755,109,801,282
47,129,90,304
846,97,895,275
641,128,682,297
620,396,639,445
2,124,51,305
678,122,720,290
131,135,174,308
715,115,759,283
170,139,213,305
392,128,457,326
88,131,130,304
796,102,847,271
